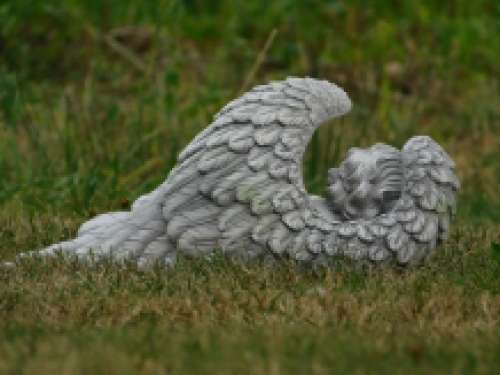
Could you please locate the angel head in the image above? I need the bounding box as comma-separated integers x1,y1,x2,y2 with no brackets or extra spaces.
326,143,404,221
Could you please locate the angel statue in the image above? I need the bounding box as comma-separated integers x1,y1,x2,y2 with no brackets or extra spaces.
11,77,460,267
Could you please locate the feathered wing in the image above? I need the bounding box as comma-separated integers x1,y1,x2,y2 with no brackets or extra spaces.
151,77,354,265
23,77,351,266
384,136,459,263
31,187,175,264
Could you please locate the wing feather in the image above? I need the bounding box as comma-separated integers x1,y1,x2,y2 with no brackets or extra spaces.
254,126,282,146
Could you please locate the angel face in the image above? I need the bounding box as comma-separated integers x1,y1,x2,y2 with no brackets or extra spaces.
325,143,403,220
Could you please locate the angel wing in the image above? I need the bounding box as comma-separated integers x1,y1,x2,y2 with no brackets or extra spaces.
15,77,459,267
21,77,350,265
150,77,353,264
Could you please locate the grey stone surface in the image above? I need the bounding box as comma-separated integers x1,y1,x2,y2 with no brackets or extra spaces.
13,77,460,267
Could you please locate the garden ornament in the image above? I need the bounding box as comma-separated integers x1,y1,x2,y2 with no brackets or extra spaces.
13,77,460,267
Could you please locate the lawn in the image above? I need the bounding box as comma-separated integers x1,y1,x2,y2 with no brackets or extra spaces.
1,1,499,373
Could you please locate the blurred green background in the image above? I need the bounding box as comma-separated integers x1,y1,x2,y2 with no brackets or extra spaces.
1,0,499,221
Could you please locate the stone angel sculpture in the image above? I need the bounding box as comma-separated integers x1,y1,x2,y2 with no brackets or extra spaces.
13,77,460,267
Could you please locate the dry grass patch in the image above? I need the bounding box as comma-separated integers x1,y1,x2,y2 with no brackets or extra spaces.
2,212,499,336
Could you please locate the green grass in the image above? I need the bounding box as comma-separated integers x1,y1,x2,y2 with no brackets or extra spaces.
1,215,500,374
1,0,500,373
1,326,499,375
